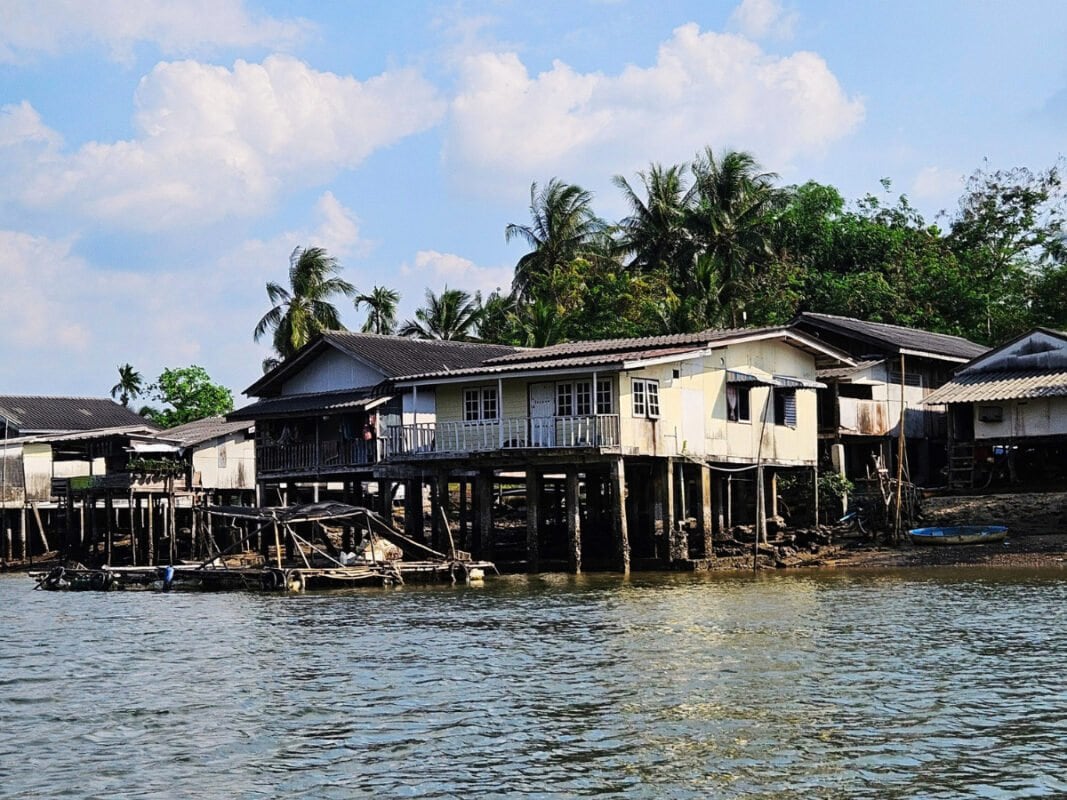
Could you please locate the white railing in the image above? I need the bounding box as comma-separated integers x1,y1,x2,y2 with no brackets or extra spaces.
386,415,620,457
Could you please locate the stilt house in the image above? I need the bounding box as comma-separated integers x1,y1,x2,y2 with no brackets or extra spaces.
386,326,854,572
231,332,519,506
922,327,1067,489
790,313,988,485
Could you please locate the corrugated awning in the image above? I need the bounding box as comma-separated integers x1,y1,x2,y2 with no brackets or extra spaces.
727,368,824,389
230,391,392,420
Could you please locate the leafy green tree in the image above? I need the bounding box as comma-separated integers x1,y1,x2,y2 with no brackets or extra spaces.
147,366,234,428
110,364,143,407
355,286,400,335
254,246,355,370
400,287,483,341
506,179,607,302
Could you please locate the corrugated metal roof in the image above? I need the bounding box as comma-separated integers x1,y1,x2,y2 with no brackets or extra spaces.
923,369,1067,404
245,332,521,397
793,313,988,360
482,327,761,364
0,395,154,433
817,359,885,380
156,415,254,446
5,425,162,445
229,389,388,420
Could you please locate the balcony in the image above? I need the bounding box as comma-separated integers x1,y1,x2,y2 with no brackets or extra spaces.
386,415,621,458
256,439,379,476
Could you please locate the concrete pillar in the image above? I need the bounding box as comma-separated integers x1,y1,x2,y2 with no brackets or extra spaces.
610,458,630,574
566,470,581,574
526,469,541,573
700,463,714,559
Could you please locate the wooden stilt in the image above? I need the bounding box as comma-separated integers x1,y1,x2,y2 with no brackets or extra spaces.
726,475,733,530
458,479,469,551
756,466,767,544
715,473,725,536
610,459,630,574
700,463,713,559
129,490,138,566
812,464,820,527
477,469,493,560
147,496,155,565
526,468,541,573
566,470,581,574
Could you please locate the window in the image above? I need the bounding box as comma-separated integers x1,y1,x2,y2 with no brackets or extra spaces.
556,383,573,417
464,387,498,422
888,369,922,387
596,381,613,414
217,443,227,469
575,382,592,416
726,384,751,422
632,378,660,418
774,389,797,427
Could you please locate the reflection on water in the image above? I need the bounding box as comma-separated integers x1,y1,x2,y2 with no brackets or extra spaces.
2,569,1067,799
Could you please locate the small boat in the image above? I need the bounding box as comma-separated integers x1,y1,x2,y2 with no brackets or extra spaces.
908,525,1008,546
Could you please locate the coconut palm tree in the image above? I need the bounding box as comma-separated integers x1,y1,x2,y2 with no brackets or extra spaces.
684,148,781,327
355,286,400,335
254,246,355,368
400,287,483,341
506,179,606,302
613,162,693,278
110,364,143,407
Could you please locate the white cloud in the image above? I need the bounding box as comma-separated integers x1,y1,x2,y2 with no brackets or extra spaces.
445,22,863,196
729,0,798,41
4,56,446,231
401,250,513,297
0,0,311,64
0,194,368,398
911,166,964,203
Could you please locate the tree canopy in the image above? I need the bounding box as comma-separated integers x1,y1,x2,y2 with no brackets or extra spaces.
146,366,234,429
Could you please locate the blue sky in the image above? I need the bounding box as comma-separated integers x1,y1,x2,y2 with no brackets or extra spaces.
1,0,1064,405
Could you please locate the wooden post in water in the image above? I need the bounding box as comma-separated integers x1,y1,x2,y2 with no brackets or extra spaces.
526,468,541,573
566,469,581,574
476,469,494,560
610,458,630,575
700,463,713,559
129,490,137,566
104,492,113,565
19,505,27,561
146,495,155,565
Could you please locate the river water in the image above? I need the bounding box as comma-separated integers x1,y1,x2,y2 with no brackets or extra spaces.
2,568,1067,799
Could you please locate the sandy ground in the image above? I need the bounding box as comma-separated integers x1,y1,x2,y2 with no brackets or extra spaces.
819,490,1067,569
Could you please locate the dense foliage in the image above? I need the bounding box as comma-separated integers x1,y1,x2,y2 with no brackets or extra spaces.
254,149,1065,357
146,365,234,428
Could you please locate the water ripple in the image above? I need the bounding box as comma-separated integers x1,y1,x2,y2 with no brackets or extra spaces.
3,569,1067,798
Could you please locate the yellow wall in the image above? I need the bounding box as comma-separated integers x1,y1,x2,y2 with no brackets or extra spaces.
425,338,820,465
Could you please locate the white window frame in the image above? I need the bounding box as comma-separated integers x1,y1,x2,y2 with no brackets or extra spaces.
632,378,660,419
464,387,498,422
596,380,613,415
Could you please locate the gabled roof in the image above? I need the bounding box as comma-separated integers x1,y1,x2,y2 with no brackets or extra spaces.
922,328,1067,404
396,326,854,384
3,425,163,446
245,332,520,397
791,313,988,362
0,396,154,434
156,415,254,446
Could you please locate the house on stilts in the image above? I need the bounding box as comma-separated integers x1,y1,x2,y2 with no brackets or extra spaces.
790,313,988,486
922,327,1067,490
384,326,855,572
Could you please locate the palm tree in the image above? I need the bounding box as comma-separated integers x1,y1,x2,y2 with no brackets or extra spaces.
400,287,483,341
355,286,400,335
506,179,606,302
110,364,143,407
613,162,693,277
685,148,781,327
254,246,355,367
512,297,567,347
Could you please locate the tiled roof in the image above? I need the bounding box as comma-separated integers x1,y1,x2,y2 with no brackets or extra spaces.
156,415,254,446
0,395,153,433
793,313,988,360
245,332,520,396
229,388,386,420
817,359,885,380
482,328,757,365
923,369,1067,404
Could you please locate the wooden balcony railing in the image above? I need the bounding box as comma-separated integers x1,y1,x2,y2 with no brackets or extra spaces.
256,439,379,475
386,415,621,457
